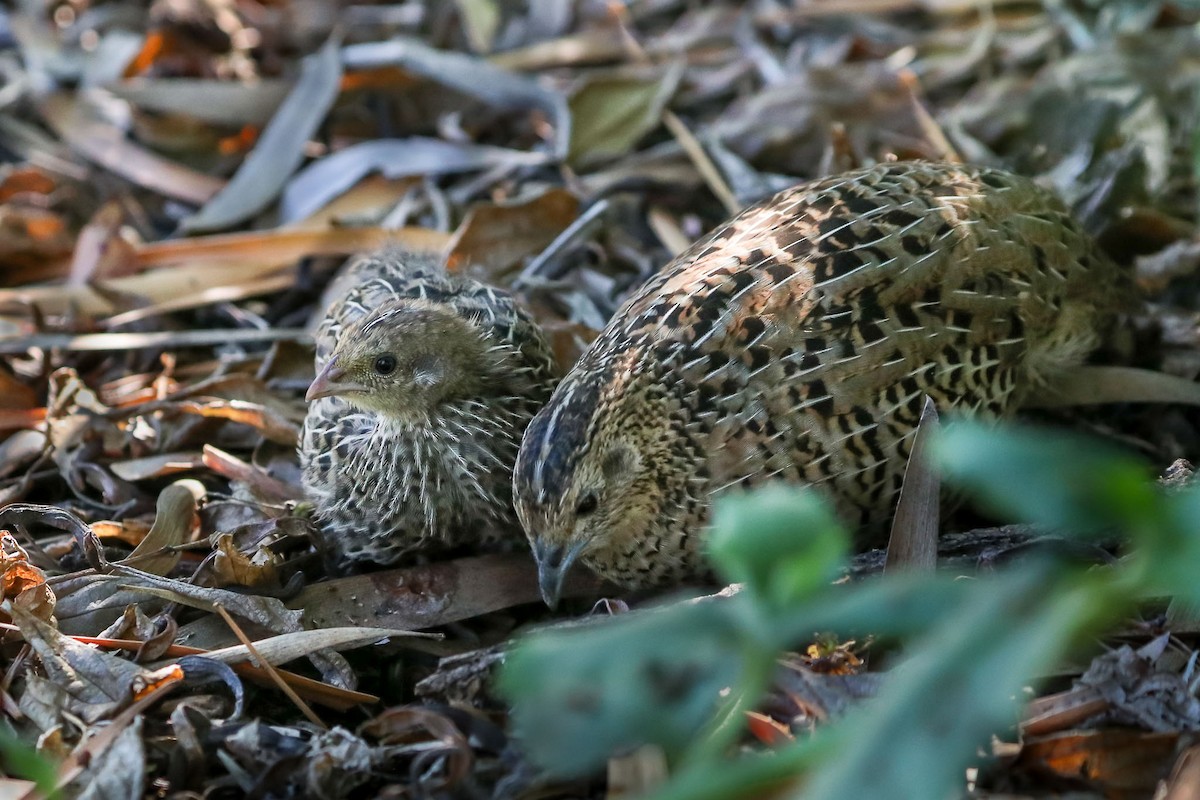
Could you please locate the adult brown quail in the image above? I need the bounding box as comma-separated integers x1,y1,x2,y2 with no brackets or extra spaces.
513,162,1137,606
301,249,557,572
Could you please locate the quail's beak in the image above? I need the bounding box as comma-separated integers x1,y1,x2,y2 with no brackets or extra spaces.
306,357,369,402
534,538,587,610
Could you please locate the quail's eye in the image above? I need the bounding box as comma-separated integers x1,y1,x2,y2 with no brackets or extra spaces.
373,355,397,375
575,492,599,516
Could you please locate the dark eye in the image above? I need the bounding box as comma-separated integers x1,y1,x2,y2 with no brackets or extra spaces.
373,355,397,375
575,492,599,516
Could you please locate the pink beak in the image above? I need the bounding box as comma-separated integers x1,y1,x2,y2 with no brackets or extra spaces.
306,356,369,402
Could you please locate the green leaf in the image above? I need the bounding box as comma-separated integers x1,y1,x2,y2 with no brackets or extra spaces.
1145,484,1200,604
498,601,743,777
0,724,58,798
708,486,848,611
567,63,683,167
797,565,1117,800
454,0,500,53
933,419,1157,535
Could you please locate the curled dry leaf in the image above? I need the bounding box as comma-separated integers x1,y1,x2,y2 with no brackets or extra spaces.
96,604,161,645
8,600,149,722
360,706,474,789
1,534,55,623
120,479,205,576
211,532,282,589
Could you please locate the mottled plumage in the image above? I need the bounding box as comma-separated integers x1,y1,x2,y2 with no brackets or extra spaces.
514,162,1130,604
301,250,557,572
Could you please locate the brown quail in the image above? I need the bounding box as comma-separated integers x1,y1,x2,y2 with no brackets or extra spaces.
301,250,557,572
513,162,1132,605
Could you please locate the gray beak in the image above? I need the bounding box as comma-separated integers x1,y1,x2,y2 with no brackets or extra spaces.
534,539,586,610
306,356,370,402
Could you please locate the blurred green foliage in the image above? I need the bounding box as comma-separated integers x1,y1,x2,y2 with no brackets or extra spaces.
499,420,1199,798
0,723,58,797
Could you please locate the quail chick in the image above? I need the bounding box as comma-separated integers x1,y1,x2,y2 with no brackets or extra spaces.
514,162,1133,605
301,250,557,572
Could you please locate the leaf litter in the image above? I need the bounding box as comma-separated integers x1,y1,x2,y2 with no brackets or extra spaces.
0,1,1198,798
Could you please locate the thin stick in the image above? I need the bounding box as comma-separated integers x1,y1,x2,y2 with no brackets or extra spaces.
214,604,327,729
608,3,741,216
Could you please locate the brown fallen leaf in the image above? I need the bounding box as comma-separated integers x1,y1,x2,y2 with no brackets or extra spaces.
1021,686,1111,737
360,706,473,787
109,452,206,482
0,364,38,411
1160,742,1200,800
1015,729,1178,799
0,204,74,284
90,519,152,549
176,399,301,446
0,226,452,321
0,164,57,202
444,187,580,277
1,534,55,623
133,225,451,270
202,445,303,503
120,480,205,576
210,532,282,589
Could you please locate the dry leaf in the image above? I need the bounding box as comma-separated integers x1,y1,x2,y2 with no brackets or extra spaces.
39,92,225,205
445,187,580,276
183,36,344,233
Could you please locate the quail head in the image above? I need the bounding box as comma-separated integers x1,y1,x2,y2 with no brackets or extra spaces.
301,251,557,572
513,161,1134,606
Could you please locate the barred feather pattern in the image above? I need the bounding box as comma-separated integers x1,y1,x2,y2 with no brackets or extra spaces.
514,162,1130,590
301,252,557,570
